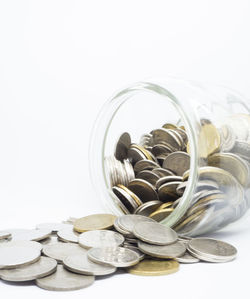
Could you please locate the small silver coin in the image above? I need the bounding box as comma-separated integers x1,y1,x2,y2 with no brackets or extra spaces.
133,221,178,245
158,181,180,201
175,251,200,264
128,179,158,202
0,240,42,251
36,264,94,291
7,229,52,242
79,230,124,249
43,243,87,263
152,168,175,178
36,223,73,232
117,215,156,235
152,128,181,150
0,256,57,282
134,200,163,216
134,160,159,174
138,240,186,259
136,170,160,186
0,231,11,240
115,132,131,161
63,254,117,276
87,247,140,268
163,151,190,176
156,176,183,189
0,246,41,269
57,228,79,243
187,238,237,262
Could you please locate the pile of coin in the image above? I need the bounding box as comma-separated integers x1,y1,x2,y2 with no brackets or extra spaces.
106,114,250,236
0,214,237,291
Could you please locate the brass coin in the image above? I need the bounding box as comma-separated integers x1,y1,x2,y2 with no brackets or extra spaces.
162,123,178,130
158,181,180,202
149,208,174,222
127,259,179,276
113,186,138,213
199,123,221,158
157,202,174,210
74,214,116,233
130,144,153,161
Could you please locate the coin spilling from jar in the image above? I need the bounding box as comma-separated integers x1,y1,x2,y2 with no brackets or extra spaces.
106,113,250,236
0,214,237,291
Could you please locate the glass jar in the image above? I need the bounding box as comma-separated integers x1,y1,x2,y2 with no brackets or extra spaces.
89,77,250,236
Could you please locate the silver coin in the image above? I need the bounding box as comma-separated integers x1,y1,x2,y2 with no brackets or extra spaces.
151,144,173,157
0,256,57,282
7,229,52,242
40,236,64,246
134,160,159,173
136,170,160,186
133,221,178,245
124,238,138,244
128,179,158,202
117,215,156,235
152,168,175,178
36,264,94,291
138,240,186,259
163,151,190,176
115,132,131,161
112,186,139,213
231,141,250,157
187,238,237,262
78,230,124,249
0,240,42,251
0,246,41,269
219,124,236,152
87,247,140,268
110,189,130,215
156,176,183,189
175,251,200,263
127,147,147,164
176,179,219,196
158,181,180,201
152,128,182,150
43,243,87,263
122,244,145,261
0,231,11,240
36,223,73,232
113,218,134,237
57,228,79,243
134,200,163,216
63,254,117,276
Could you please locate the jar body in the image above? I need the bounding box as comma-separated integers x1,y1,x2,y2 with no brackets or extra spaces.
89,78,250,236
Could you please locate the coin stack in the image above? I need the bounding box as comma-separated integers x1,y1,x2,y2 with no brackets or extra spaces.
0,214,237,291
106,114,250,236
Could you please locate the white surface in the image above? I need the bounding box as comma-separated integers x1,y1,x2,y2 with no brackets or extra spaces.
0,0,250,298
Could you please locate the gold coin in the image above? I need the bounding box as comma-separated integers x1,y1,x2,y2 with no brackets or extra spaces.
162,123,178,130
149,208,174,222
127,259,179,276
199,123,221,158
74,214,116,233
117,184,143,206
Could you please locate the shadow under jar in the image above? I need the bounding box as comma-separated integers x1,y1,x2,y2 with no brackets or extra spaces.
89,78,250,237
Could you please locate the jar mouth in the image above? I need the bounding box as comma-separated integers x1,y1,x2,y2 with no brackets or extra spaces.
89,81,199,228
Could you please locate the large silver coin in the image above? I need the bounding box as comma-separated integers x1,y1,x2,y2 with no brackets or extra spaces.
133,221,178,245
57,228,79,243
163,151,190,176
115,132,131,161
7,229,52,242
138,240,186,259
187,238,237,262
79,230,124,249
87,247,140,268
0,256,57,282
0,246,41,269
113,218,134,237
43,243,87,263
136,170,160,186
63,254,117,276
128,179,158,202
36,223,73,232
0,231,11,240
36,264,94,291
117,215,156,235
0,240,42,251
175,251,200,264
134,200,163,216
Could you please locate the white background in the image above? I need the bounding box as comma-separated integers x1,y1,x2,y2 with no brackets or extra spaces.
0,0,250,298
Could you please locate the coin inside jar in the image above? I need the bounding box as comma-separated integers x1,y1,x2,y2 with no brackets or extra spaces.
128,179,158,202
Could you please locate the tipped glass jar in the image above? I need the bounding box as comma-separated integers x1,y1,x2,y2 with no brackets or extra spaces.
89,78,250,237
